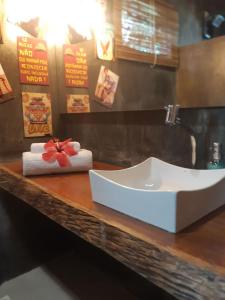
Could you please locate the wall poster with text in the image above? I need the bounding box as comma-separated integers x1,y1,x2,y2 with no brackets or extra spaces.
64,45,88,88
17,36,49,85
22,92,53,137
67,94,90,113
0,1,3,44
0,63,13,103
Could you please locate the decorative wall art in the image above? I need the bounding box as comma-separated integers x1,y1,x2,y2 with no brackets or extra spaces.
95,65,119,107
22,92,53,137
0,64,13,103
96,24,114,61
67,94,90,113
0,0,3,44
64,45,88,88
17,36,49,85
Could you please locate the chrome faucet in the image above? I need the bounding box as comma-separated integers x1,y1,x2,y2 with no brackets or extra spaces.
165,104,180,126
164,104,196,167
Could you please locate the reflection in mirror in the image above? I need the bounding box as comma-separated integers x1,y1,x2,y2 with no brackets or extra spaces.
203,10,225,40
176,0,225,108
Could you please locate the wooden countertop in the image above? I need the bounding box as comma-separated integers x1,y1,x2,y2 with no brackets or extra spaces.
0,160,225,300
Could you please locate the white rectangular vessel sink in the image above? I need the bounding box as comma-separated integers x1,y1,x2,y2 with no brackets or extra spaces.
89,157,225,233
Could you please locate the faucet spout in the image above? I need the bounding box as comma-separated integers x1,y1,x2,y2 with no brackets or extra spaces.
165,104,180,126
164,104,196,168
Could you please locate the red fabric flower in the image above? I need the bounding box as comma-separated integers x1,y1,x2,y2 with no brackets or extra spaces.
42,138,77,167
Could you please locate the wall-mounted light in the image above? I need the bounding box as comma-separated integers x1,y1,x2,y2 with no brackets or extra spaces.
5,0,106,44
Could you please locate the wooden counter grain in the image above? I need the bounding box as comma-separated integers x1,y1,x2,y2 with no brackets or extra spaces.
0,160,225,300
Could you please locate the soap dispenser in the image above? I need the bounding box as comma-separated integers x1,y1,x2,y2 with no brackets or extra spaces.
207,142,224,169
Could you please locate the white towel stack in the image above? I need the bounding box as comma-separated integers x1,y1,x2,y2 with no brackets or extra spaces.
23,141,93,176
30,142,81,153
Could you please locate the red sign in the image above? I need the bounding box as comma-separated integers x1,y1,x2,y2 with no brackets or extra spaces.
17,37,49,85
64,45,88,88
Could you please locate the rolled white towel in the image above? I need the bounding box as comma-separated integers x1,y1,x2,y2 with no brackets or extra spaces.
30,141,80,153
23,149,93,176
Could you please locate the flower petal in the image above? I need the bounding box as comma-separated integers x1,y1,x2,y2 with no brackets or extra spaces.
63,144,77,156
60,138,72,149
44,140,56,152
42,151,57,163
56,152,71,167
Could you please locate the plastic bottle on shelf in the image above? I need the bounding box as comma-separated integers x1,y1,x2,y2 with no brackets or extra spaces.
207,142,225,169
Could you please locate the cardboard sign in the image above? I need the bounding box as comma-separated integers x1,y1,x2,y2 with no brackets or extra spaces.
96,24,114,61
67,94,90,113
17,37,49,85
0,64,13,103
64,45,88,88
22,92,53,137
0,0,3,44
95,66,119,107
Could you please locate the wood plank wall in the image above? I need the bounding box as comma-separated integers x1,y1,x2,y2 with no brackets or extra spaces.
113,0,179,68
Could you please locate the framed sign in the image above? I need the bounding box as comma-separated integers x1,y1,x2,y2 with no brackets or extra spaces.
67,94,90,113
22,92,53,137
0,0,3,44
64,45,88,88
0,64,13,103
95,66,119,107
96,24,114,61
17,37,49,85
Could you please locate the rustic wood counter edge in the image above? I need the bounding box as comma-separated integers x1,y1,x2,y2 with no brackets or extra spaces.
0,160,224,300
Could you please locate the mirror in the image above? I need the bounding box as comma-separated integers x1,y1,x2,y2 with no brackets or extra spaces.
177,0,225,46
176,0,225,108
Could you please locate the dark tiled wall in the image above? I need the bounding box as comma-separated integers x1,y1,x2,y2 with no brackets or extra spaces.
61,111,193,168
62,108,225,169
180,108,225,168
